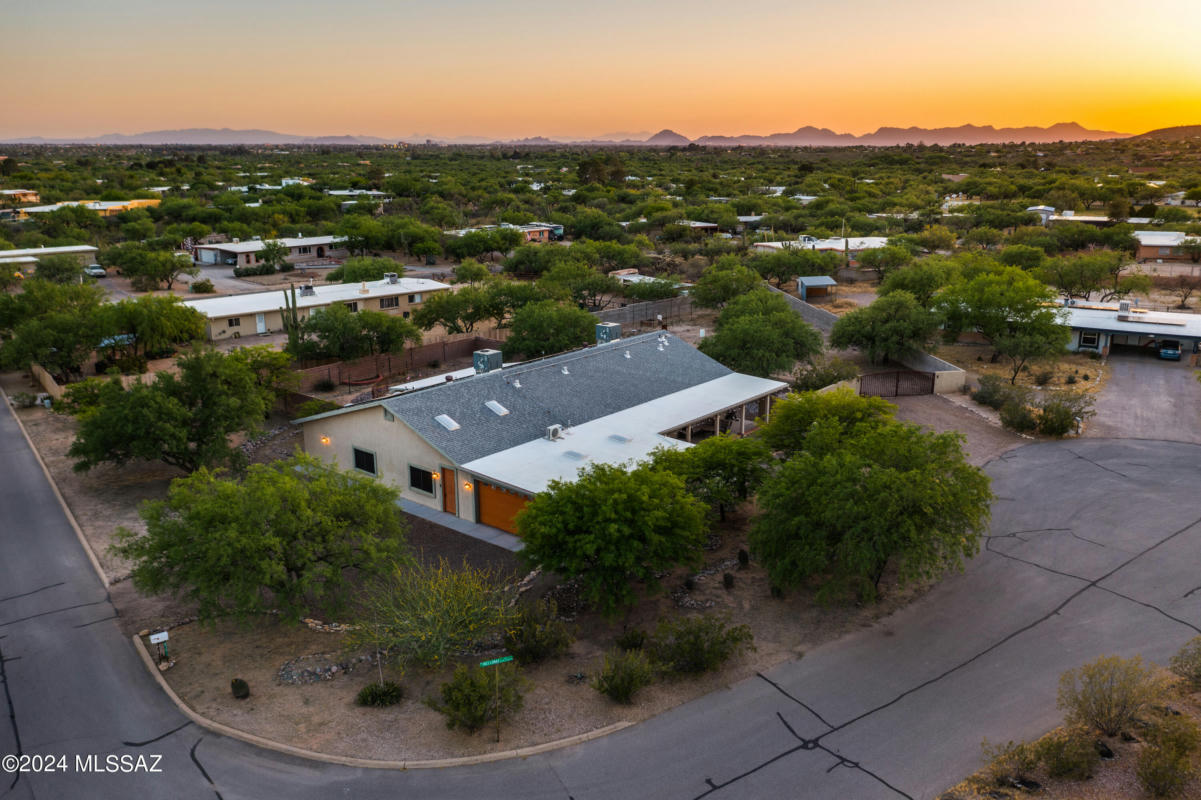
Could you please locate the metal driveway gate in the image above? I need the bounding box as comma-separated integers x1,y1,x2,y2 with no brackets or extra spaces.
859,370,935,398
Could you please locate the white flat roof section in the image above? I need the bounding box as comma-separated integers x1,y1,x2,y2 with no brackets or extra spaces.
1134,231,1187,247
182,277,450,318
1063,305,1201,338
461,372,786,495
193,235,346,255
0,244,99,258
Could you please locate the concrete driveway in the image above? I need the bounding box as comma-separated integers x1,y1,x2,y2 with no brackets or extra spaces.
1087,351,1201,443
6,379,1201,799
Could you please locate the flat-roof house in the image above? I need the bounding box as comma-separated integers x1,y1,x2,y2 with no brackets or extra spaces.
182,275,450,341
192,235,349,268
753,236,889,267
295,328,787,534
0,244,99,267
13,198,159,219
1063,300,1201,361
1134,231,1198,263
0,189,40,204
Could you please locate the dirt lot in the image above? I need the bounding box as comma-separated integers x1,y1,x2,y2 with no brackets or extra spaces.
153,505,935,761
935,343,1109,395
890,393,1025,466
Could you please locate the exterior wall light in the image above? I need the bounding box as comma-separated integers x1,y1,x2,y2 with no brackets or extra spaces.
319,435,331,446
432,472,441,481
463,481,473,491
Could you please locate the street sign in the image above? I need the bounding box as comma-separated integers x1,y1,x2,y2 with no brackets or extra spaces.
479,656,513,668
149,631,169,644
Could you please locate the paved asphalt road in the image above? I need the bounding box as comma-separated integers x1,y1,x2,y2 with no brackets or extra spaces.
1087,350,1201,443
4,392,1201,799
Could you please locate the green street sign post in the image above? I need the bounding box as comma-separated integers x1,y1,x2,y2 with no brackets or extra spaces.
479,655,514,742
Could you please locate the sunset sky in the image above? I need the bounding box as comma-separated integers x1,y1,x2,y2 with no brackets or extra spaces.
4,0,1200,140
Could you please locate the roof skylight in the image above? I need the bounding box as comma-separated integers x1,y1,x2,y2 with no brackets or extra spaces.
434,414,461,431
485,400,510,417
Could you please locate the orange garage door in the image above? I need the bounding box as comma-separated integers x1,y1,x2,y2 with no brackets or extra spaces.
477,481,530,535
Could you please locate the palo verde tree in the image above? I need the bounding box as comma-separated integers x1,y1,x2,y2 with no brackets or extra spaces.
517,462,708,617
502,300,595,358
829,290,941,365
690,256,761,308
257,239,291,273
649,434,772,521
751,405,992,602
411,286,497,335
114,452,408,621
68,347,275,473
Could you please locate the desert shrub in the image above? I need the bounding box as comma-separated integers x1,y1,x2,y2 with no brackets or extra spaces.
723,572,735,589
979,739,1039,787
973,374,1019,410
351,559,512,670
1137,745,1193,798
1057,655,1168,736
1035,369,1055,385
9,392,38,409
232,262,276,277
57,378,109,417
592,648,655,704
313,378,337,392
424,664,524,734
791,356,860,392
999,401,1038,433
356,680,404,707
277,260,295,273
1065,374,1078,385
1082,373,1091,380
1145,712,1201,755
230,678,250,699
1170,636,1201,688
1037,391,1095,437
616,628,646,652
647,614,754,675
190,278,216,293
503,599,574,665
737,548,750,568
1034,727,1099,780
113,354,149,374
293,398,341,419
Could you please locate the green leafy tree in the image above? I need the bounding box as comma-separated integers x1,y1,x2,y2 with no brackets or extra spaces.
411,286,496,334
690,257,761,308
68,348,273,473
877,257,960,307
998,244,1046,271
114,452,407,621
359,309,422,354
0,310,106,382
536,260,621,310
938,267,1070,383
122,251,199,291
98,294,205,361
33,254,86,284
757,387,895,457
1183,238,1201,265
830,291,941,365
502,300,595,357
484,278,550,325
915,224,956,253
1036,251,1148,302
856,245,912,279
649,434,771,521
751,418,991,601
258,240,289,272
518,463,708,617
453,258,491,286
698,287,822,377
326,256,401,283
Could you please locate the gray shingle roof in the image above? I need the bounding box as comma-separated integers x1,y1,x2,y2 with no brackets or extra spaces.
380,332,731,464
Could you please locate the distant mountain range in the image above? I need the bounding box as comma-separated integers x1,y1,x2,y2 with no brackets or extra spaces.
0,128,392,145
1129,125,1201,141
0,122,1160,147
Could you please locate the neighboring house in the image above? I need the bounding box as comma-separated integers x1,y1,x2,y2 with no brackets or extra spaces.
9,198,160,220
295,327,787,534
181,275,450,341
0,189,40,204
1134,231,1198,263
752,236,889,266
1026,205,1056,225
192,235,349,267
0,244,99,267
1063,300,1201,361
325,189,389,199
673,220,719,233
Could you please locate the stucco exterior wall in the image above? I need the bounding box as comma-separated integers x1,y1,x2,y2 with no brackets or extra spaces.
300,406,475,522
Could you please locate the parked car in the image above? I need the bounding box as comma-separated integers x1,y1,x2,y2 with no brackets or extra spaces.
84,264,107,278
1158,339,1182,361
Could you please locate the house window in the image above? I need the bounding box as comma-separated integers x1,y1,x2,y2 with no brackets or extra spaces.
402,311,411,319
383,409,395,422
227,317,241,328
345,301,358,312
352,447,377,476
1079,331,1099,348
298,246,311,254
408,293,422,303
245,254,253,264
380,296,399,309
409,465,434,495
1159,248,1171,256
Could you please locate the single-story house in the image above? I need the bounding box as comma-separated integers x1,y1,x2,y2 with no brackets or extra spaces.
181,275,450,341
325,189,389,199
518,224,556,243
0,189,40,204
192,235,349,268
1063,300,1201,361
673,220,719,233
797,275,837,301
9,198,160,220
0,244,99,267
753,236,889,267
1134,231,1198,263
295,326,788,534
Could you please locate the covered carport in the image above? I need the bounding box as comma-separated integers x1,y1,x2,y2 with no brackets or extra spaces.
1063,303,1201,365
796,275,837,302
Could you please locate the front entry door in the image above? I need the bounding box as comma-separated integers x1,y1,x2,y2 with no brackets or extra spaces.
255,313,267,334
441,467,456,514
